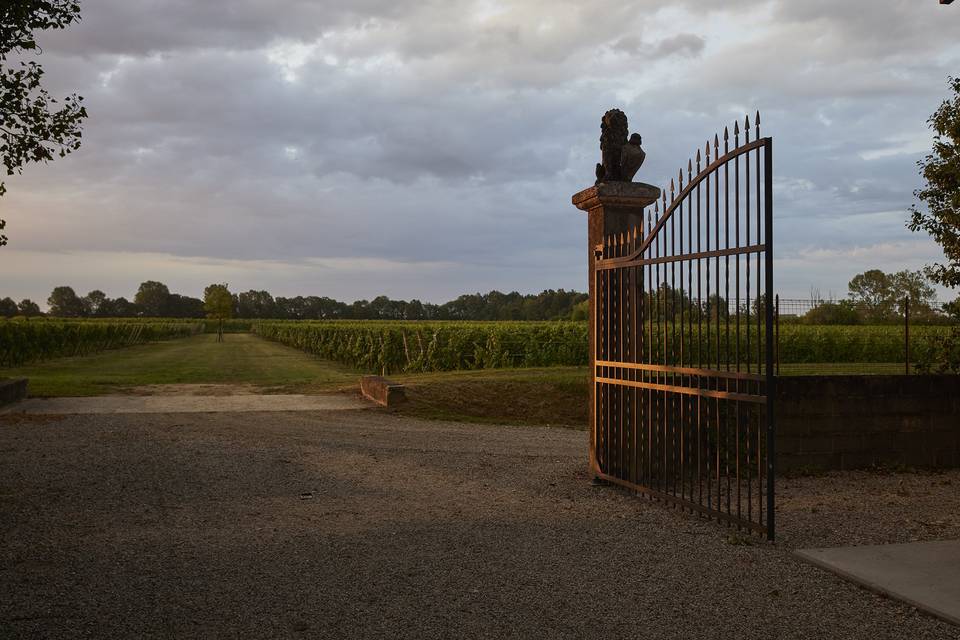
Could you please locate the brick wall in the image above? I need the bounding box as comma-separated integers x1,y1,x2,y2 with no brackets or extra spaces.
776,375,960,472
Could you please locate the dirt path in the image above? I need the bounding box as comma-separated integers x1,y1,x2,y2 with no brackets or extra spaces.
1,411,957,639
2,392,369,414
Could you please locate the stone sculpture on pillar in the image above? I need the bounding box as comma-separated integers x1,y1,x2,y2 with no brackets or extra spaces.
595,109,646,185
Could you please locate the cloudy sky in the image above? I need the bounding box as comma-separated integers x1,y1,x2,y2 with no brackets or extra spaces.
2,0,959,306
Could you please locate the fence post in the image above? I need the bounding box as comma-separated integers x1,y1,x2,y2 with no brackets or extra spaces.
775,294,780,376
904,296,910,375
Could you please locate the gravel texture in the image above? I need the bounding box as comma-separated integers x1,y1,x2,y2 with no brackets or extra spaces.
1,409,958,639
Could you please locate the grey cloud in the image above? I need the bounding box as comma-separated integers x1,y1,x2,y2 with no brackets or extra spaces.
610,32,705,59
652,33,705,58
3,0,959,303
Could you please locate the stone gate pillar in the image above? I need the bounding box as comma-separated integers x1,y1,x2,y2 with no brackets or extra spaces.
572,182,660,477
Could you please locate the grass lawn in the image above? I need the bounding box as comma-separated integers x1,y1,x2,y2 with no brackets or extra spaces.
1,331,590,426
2,330,909,428
390,366,589,429
2,333,360,397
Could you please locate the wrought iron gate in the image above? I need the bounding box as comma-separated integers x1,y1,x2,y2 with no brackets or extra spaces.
592,114,775,539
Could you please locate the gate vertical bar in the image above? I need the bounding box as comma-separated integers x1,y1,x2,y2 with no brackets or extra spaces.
764,136,775,541
905,296,910,376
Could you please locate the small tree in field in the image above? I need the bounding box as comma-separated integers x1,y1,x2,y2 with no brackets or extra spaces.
909,76,960,287
203,283,233,343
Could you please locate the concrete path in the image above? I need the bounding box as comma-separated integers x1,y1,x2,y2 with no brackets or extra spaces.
795,540,960,626
1,393,370,414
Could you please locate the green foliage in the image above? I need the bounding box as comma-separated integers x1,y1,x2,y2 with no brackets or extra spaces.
203,283,233,320
0,296,17,317
909,76,960,287
265,289,588,320
235,290,276,319
799,301,861,325
570,300,588,321
252,321,590,374
202,319,252,333
134,281,170,316
777,324,949,364
0,0,87,246
47,285,84,317
846,268,937,322
944,296,960,321
82,289,107,316
41,282,204,318
17,298,40,316
914,326,960,374
252,320,956,375
0,318,202,367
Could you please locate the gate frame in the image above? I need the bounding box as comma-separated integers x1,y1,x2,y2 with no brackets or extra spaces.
573,125,775,540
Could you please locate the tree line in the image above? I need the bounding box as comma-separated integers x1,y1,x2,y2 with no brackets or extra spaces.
0,282,588,321
1,269,955,323
797,269,952,324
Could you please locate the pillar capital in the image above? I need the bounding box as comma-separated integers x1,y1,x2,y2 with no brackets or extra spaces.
571,182,661,213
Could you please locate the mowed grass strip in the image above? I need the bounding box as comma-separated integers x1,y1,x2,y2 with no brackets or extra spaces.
3,333,360,397
389,366,589,429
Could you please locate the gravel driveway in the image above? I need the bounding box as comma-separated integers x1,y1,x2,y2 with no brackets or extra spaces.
1,409,957,639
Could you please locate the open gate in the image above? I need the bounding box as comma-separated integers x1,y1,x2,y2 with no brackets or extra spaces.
586,114,775,539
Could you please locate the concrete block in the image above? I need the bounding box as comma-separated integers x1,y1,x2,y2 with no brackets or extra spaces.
360,375,407,407
0,378,28,407
794,540,960,626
